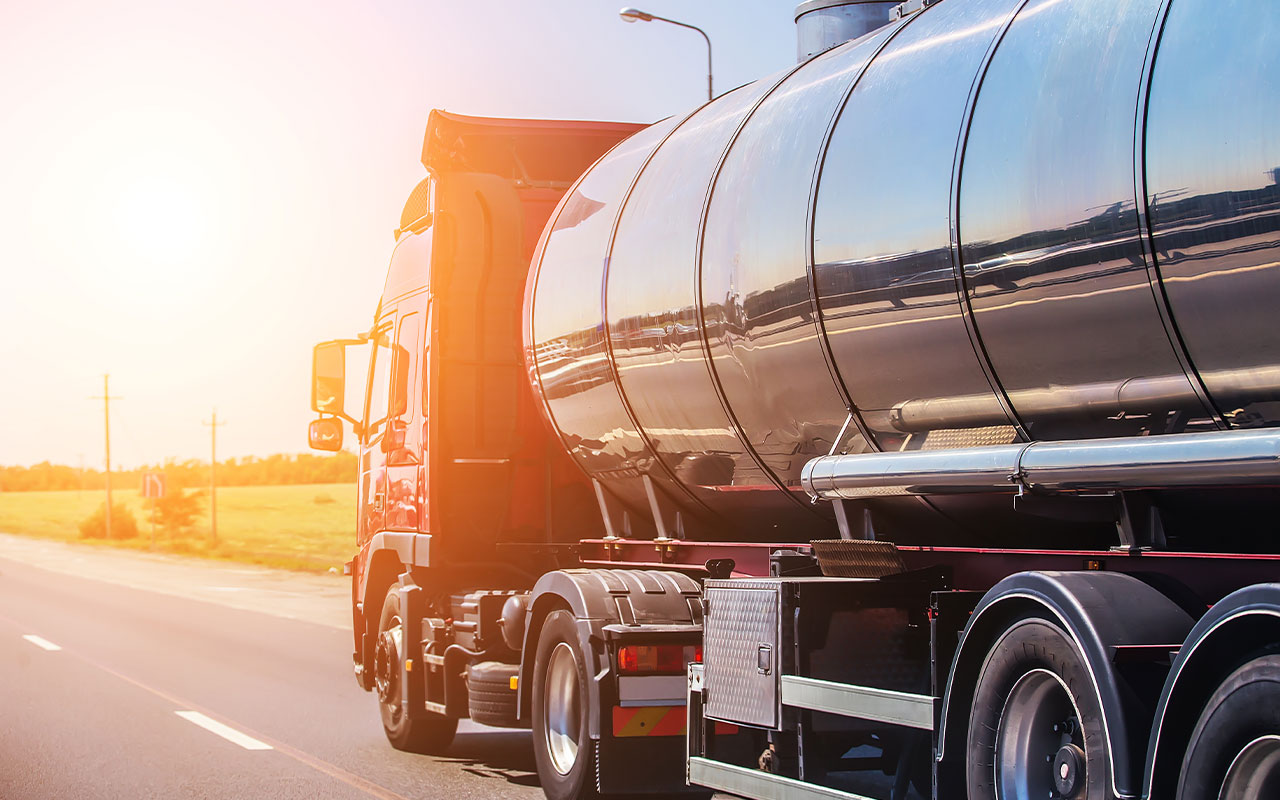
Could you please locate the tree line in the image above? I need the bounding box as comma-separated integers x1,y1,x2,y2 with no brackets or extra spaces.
0,452,358,492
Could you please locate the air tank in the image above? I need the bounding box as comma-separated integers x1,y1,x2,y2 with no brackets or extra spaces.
525,0,1280,544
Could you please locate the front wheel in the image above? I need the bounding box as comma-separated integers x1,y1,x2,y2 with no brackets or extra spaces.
1178,654,1280,799
532,609,598,800
966,617,1109,800
375,588,456,754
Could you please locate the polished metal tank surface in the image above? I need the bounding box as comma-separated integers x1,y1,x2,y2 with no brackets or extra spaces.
1144,0,1280,428
526,0,1280,542
699,26,893,495
957,0,1215,440
528,117,684,520
606,78,807,527
812,0,1024,450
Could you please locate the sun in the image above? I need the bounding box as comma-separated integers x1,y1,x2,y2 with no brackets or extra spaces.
112,173,207,269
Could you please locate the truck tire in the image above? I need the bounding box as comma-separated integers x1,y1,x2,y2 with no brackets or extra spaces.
467,661,521,728
375,589,456,754
1177,654,1280,800
532,609,599,800
966,617,1108,800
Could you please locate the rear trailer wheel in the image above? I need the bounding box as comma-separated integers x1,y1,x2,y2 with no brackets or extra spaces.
375,589,456,754
532,610,598,800
1177,654,1280,800
966,618,1108,800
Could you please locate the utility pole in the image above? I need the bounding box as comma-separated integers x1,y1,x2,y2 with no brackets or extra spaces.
90,375,120,538
203,410,226,544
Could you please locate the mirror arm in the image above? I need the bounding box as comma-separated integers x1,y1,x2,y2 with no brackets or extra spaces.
321,410,361,432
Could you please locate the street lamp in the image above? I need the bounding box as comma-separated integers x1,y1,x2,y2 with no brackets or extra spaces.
619,7,713,102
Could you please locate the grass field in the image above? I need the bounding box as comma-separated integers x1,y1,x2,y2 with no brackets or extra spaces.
0,484,358,572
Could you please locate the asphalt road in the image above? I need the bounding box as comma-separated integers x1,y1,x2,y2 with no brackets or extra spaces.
0,535,542,800
0,536,912,800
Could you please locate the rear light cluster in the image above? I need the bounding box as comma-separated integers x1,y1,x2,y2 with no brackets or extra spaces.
617,644,702,675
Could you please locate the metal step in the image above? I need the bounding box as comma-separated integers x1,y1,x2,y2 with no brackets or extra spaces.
780,676,933,730
689,758,878,800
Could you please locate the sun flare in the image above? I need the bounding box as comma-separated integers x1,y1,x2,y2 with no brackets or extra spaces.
112,173,206,269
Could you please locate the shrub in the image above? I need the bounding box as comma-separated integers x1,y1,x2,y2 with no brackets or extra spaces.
79,502,139,540
149,489,205,534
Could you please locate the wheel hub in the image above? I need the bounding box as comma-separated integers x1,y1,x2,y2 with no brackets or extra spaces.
544,642,582,776
1220,734,1280,800
374,626,401,706
995,668,1088,800
1054,743,1085,796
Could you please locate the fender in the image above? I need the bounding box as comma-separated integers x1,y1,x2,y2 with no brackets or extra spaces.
935,571,1193,799
1144,583,1280,800
515,569,702,734
355,531,433,602
352,531,433,691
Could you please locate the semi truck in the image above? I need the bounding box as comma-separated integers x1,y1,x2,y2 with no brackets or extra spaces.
308,0,1280,798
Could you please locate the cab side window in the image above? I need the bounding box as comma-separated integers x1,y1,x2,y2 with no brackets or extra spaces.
364,320,394,442
391,312,419,420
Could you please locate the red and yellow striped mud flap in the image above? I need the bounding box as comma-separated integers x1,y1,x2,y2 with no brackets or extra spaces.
611,706,739,737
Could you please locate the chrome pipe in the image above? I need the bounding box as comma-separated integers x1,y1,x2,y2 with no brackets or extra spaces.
888,366,1280,434
802,428,1280,500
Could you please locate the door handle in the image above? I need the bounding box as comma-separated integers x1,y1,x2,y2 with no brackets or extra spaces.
373,492,385,513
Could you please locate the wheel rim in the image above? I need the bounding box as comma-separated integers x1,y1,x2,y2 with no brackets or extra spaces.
995,668,1088,800
544,642,581,776
375,613,403,722
1220,735,1280,800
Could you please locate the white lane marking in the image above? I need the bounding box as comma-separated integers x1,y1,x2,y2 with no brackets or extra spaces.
22,634,61,651
175,711,273,750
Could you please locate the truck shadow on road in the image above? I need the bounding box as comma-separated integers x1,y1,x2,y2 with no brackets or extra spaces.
439,730,540,788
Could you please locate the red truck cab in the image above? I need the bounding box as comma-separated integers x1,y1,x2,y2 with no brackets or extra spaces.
310,109,641,663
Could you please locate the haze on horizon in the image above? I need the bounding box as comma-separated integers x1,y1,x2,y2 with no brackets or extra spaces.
0,0,792,470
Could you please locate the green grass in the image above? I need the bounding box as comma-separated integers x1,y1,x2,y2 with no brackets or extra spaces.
0,483,358,572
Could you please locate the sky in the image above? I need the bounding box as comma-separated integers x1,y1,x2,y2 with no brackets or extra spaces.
0,0,796,469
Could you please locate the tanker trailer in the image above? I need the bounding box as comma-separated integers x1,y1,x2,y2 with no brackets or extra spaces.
309,0,1280,798
523,0,1280,797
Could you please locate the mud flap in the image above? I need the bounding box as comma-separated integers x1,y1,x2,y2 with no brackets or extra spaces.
398,573,425,715
596,733,704,795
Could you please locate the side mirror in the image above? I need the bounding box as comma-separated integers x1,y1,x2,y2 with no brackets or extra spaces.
381,418,406,453
308,417,343,452
312,341,349,415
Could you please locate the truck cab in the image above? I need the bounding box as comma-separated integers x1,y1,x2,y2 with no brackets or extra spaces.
309,112,711,797
310,109,642,660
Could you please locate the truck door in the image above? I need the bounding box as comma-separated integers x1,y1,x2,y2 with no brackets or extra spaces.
384,300,425,532
359,315,395,545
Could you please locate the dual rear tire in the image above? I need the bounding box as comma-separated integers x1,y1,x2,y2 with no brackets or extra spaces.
966,618,1107,800
965,616,1280,800
1177,655,1280,800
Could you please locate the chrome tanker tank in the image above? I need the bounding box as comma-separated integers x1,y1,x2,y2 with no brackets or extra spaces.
525,0,1280,544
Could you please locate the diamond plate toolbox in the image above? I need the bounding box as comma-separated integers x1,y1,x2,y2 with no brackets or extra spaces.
703,579,783,729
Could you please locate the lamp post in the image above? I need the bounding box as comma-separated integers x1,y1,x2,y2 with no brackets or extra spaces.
619,7,713,102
